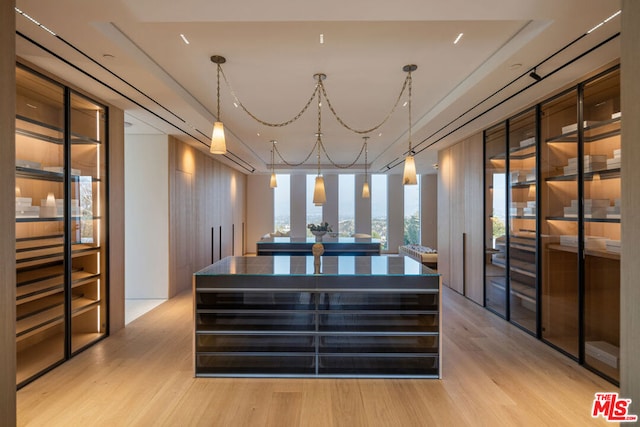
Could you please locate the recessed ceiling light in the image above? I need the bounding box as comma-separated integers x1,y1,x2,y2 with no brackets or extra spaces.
102,53,115,60
124,121,133,128
378,133,382,137
233,102,239,108
319,33,324,44
179,34,190,45
509,63,522,70
257,132,261,137
454,33,464,44
26,103,37,109
403,101,408,107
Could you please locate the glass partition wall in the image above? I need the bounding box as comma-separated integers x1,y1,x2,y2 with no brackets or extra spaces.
507,108,538,333
539,67,620,383
484,123,508,318
581,69,620,382
15,65,108,387
484,66,620,384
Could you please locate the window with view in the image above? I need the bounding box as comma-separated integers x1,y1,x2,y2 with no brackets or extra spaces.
371,174,388,249
404,175,421,245
273,174,290,233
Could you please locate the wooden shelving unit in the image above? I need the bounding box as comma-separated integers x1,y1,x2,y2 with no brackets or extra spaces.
15,65,108,388
540,66,620,384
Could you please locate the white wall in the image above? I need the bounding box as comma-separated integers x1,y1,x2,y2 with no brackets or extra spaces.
290,175,306,237
387,174,404,253
421,174,438,249
355,173,372,235
323,174,338,228
124,134,169,299
246,174,273,253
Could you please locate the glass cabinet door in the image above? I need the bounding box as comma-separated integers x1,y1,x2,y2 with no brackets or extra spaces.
581,69,620,382
540,89,579,358
15,67,67,385
507,108,538,333
484,123,507,317
15,65,109,387
69,92,108,353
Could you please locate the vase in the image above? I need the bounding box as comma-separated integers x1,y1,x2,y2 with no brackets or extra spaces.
311,230,327,242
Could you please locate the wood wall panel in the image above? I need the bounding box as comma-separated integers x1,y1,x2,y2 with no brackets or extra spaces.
437,148,452,287
438,133,484,304
108,108,126,331
449,142,466,294
169,139,247,295
0,1,16,422
464,134,485,305
621,0,640,405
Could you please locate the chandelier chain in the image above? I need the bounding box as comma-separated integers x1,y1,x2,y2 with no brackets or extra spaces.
364,137,368,183
319,137,366,169
216,64,221,120
318,74,410,135
408,71,413,153
273,139,318,167
220,67,319,127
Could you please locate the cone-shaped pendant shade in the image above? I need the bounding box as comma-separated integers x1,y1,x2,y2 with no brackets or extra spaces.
313,175,326,205
403,154,417,185
270,173,278,188
362,182,370,198
210,121,226,154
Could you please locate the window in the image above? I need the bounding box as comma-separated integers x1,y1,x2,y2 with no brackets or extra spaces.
306,174,322,236
338,174,355,236
273,174,290,233
403,175,420,245
371,174,388,249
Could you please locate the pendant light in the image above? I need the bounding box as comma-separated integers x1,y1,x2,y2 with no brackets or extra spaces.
269,140,278,188
313,74,327,205
362,136,370,198
403,64,418,185
210,55,227,154
313,138,326,205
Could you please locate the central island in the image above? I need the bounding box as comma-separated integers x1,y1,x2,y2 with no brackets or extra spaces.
194,255,441,378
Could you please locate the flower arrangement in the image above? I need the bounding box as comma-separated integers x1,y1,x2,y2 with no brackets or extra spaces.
307,222,332,232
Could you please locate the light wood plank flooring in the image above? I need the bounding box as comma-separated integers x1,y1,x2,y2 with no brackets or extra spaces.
17,286,617,426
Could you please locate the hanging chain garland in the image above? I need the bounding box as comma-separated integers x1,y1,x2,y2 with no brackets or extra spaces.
220,67,320,128
216,59,411,169
317,74,410,135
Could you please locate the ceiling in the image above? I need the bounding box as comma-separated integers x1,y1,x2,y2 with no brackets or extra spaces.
14,0,621,175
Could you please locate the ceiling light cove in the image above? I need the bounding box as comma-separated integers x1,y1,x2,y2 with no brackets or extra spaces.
454,33,464,44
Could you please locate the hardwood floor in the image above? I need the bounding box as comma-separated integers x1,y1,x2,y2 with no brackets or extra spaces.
17,286,617,426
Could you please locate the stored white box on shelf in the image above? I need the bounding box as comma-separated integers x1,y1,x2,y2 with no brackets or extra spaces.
562,121,595,134
560,235,578,247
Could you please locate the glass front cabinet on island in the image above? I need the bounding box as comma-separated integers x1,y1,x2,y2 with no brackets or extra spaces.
15,65,108,388
484,65,620,384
